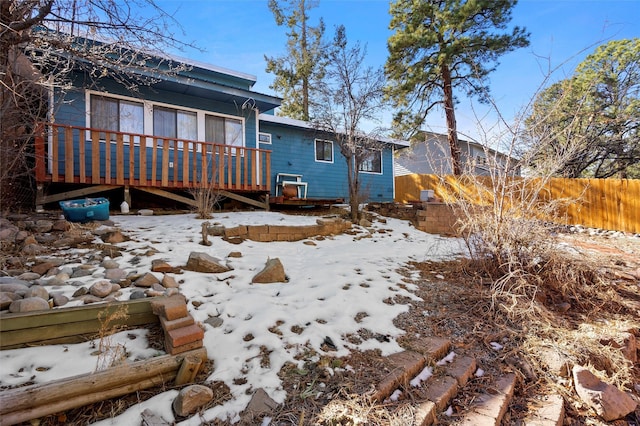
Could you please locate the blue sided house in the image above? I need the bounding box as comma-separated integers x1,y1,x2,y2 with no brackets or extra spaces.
34,50,408,210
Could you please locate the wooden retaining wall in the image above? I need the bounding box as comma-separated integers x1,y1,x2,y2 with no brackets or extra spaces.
395,174,640,233
0,298,159,349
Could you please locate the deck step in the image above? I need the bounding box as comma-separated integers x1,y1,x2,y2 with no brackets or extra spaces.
522,394,565,426
454,373,518,426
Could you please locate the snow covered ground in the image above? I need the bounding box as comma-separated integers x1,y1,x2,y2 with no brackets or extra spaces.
0,211,464,424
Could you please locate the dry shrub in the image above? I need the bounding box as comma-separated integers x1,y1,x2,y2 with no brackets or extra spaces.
189,153,222,219
93,303,129,371
315,391,415,426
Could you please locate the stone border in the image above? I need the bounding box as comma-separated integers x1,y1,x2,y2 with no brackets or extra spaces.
202,217,352,244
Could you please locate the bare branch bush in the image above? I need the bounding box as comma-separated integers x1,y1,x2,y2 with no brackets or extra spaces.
1,0,197,210
431,65,638,388
93,303,129,371
189,147,222,219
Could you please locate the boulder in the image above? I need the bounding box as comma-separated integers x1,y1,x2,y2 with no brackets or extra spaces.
172,385,213,417
252,258,287,284
9,297,50,313
1,292,21,309
90,280,114,298
51,294,69,307
26,285,49,300
135,272,161,287
241,388,278,421
185,252,232,273
162,274,179,288
17,272,41,281
100,259,120,269
151,259,173,273
104,268,126,281
573,365,637,421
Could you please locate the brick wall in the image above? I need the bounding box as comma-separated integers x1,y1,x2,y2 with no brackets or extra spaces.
367,202,459,236
223,217,352,242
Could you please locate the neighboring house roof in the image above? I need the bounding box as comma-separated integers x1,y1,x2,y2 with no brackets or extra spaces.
395,131,519,176
259,114,410,148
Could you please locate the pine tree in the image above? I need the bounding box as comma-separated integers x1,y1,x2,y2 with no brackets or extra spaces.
385,0,529,175
265,0,327,121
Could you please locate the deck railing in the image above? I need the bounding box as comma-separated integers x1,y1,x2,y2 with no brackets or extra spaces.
34,123,271,192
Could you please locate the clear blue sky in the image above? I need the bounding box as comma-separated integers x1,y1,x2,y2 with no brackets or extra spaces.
155,0,639,141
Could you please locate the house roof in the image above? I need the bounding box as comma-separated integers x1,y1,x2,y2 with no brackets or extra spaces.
259,114,411,148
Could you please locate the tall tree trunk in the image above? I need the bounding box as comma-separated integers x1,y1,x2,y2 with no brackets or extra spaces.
442,64,462,175
346,153,359,222
300,0,309,121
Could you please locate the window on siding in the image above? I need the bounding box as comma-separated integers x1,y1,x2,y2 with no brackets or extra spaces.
90,95,143,142
359,149,382,173
258,132,272,144
205,115,243,147
315,139,333,162
153,106,196,148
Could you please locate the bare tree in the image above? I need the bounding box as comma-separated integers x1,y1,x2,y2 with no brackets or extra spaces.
1,0,195,211
313,26,387,222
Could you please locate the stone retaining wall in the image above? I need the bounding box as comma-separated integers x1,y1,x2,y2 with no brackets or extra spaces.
367,202,460,235
223,217,352,242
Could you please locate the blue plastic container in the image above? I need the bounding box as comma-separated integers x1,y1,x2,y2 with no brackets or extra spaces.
59,198,110,222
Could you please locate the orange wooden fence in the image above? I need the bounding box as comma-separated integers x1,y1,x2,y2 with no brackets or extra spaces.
395,174,640,233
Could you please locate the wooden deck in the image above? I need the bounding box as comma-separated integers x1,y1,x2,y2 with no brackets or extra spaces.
34,123,272,209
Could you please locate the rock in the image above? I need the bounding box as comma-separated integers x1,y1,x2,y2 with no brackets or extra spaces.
82,295,103,304
135,272,161,287
130,290,147,300
0,224,18,241
30,220,54,233
103,230,125,244
31,262,56,276
151,283,165,292
359,218,372,227
185,252,232,273
72,287,89,297
172,385,213,417
165,287,180,297
227,251,242,258
104,268,126,281
151,259,173,273
51,294,69,307
145,289,165,297
140,408,170,426
600,332,637,363
90,280,114,297
1,292,21,309
71,267,94,278
242,388,278,420
205,317,224,328
573,365,638,421
101,259,120,269
138,209,154,216
162,274,179,288
303,240,317,246
52,220,71,231
26,285,49,300
0,280,31,293
538,347,570,377
9,297,50,313
22,235,37,245
17,272,41,281
22,243,45,255
252,258,287,284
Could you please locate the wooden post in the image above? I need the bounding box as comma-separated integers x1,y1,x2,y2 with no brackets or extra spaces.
124,185,131,207
174,353,204,385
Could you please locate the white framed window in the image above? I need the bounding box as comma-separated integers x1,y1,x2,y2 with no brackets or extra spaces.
90,94,144,144
315,139,333,163
85,90,245,149
258,132,272,144
359,149,382,174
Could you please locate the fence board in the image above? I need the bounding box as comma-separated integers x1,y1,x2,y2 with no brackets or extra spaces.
395,174,640,233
